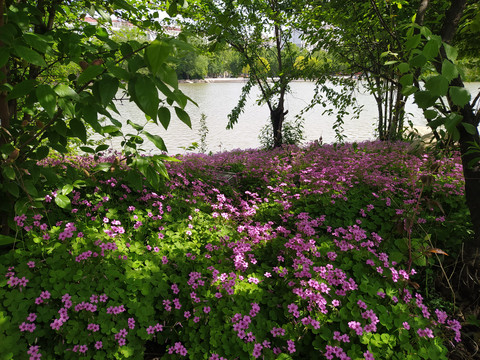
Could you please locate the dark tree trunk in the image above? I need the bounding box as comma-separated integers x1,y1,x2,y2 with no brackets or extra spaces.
271,102,286,148
435,0,480,244
458,103,480,244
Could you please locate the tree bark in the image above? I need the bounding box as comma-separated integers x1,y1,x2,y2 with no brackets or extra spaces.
415,0,429,26
436,0,480,244
457,105,480,243
271,101,285,148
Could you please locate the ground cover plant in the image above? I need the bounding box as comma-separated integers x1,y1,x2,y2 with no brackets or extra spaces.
0,141,470,359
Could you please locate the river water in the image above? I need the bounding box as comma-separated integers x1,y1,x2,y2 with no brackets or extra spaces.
107,81,480,154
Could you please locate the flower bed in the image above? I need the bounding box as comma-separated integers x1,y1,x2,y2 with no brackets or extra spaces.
0,141,468,359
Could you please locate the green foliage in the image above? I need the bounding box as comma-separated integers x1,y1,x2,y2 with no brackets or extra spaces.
0,142,467,359
258,119,305,150
0,0,193,233
390,23,478,145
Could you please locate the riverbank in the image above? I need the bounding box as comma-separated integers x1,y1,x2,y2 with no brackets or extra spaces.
178,77,316,83
179,77,248,83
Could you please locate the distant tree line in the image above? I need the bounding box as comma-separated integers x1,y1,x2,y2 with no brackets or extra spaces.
170,37,348,80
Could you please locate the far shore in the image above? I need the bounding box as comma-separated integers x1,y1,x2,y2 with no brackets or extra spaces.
178,77,315,83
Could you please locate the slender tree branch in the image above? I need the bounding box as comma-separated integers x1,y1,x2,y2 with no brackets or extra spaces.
415,0,430,26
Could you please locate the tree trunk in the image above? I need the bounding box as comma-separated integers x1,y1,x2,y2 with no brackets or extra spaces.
435,0,480,244
458,103,480,244
271,101,285,148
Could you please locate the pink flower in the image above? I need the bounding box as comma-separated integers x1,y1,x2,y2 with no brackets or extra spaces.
270,327,285,337
364,350,375,360
287,340,296,354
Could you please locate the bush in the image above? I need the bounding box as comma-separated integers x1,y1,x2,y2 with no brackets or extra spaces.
258,119,305,150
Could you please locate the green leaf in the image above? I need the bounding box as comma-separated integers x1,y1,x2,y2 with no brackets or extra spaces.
96,27,109,39
14,45,46,67
152,158,169,179
399,74,413,87
36,84,57,119
173,90,189,108
94,163,112,172
424,109,437,120
0,234,16,246
462,122,477,135
15,198,30,214
77,65,104,87
62,184,74,195
54,84,79,100
145,165,160,189
98,76,119,105
32,146,49,160
397,62,410,73
410,53,427,68
143,131,167,152
120,346,135,358
107,64,130,81
405,34,421,50
175,107,191,128
6,79,36,100
441,60,458,82
69,118,87,143
444,113,463,133
23,33,50,54
145,40,171,75
384,60,398,66
2,166,15,180
414,91,437,109
81,106,102,133
158,107,171,130
443,43,458,61
102,125,121,134
401,85,418,96
0,50,9,67
126,170,143,191
422,39,440,59
425,75,449,97
449,86,471,107
95,144,109,152
80,146,95,153
127,119,144,131
23,181,38,197
55,194,71,209
40,167,58,183
130,75,159,120
158,65,178,89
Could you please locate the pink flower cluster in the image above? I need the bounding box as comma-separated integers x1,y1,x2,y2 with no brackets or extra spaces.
27,345,42,360
146,323,163,335
19,313,37,333
167,342,187,356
